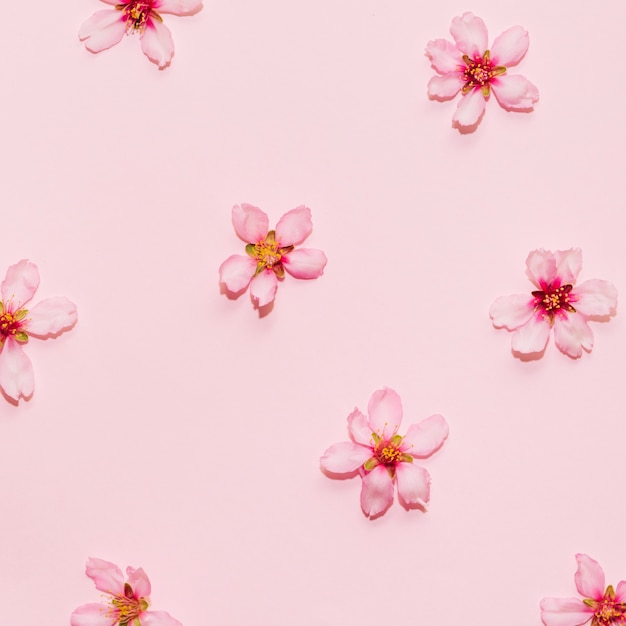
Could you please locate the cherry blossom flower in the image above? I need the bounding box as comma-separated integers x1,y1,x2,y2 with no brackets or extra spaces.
219,204,327,308
0,260,77,402
426,12,539,130
490,249,617,358
320,387,448,518
71,557,182,626
79,0,202,69
541,554,626,626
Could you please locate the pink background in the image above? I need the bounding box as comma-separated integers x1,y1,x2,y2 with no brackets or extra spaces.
2,1,625,624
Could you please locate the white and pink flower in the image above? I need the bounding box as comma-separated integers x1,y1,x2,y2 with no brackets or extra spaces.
490,249,617,358
0,260,77,402
320,387,449,518
426,12,539,130
79,0,202,69
71,557,182,626
219,204,327,308
541,554,626,626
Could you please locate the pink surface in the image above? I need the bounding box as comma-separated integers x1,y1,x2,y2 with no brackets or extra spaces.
1,1,625,625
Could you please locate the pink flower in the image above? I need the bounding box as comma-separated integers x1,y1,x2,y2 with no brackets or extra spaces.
490,249,617,358
320,387,449,518
541,554,626,626
0,260,77,402
219,204,327,308
79,0,202,69
71,557,182,626
426,12,539,130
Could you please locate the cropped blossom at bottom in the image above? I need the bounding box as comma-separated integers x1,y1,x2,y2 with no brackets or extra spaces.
71,557,182,626
320,387,449,518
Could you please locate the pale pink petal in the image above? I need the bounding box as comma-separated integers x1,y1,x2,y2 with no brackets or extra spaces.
491,75,539,110
489,294,534,330
452,89,486,128
526,249,557,288
425,39,463,74
395,463,430,506
490,25,529,67
320,442,372,474
360,465,394,517
275,206,313,246
553,249,582,284
126,566,151,598
574,554,605,599
540,597,593,626
281,248,327,279
1,260,39,309
553,315,593,358
141,610,183,626
154,0,203,15
511,315,550,354
70,603,117,626
367,387,403,439
450,12,488,57
78,10,127,53
347,408,373,446
401,414,449,458
85,557,125,596
26,297,78,338
573,280,618,317
218,255,256,293
140,19,175,69
232,204,269,243
98,0,119,5
0,339,34,401
427,73,463,101
249,270,278,307
615,581,626,602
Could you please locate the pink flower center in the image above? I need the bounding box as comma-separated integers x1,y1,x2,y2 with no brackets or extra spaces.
461,51,506,96
0,303,28,343
246,231,294,278
364,433,413,475
532,283,576,321
107,583,149,625
115,1,162,33
584,586,626,626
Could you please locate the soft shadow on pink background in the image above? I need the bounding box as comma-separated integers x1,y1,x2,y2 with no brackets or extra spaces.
1,1,625,625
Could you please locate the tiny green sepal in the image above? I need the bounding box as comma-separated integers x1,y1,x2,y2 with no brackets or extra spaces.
363,457,379,471
583,599,596,608
481,84,490,97
606,585,616,599
401,453,413,463
245,243,257,257
371,432,381,444
14,331,29,343
390,434,403,446
273,264,285,278
15,309,28,321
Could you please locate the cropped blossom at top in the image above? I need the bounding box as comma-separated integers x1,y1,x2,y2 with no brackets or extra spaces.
320,387,449,518
71,557,182,626
79,0,203,69
426,12,539,130
219,204,327,309
0,260,77,402
490,249,617,358
541,554,626,626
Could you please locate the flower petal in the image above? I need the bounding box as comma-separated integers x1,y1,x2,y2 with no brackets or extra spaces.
450,12,488,57
554,249,583,286
70,603,117,626
491,75,539,111
232,204,269,244
490,25,529,67
126,566,151,598
553,315,593,358
573,280,618,317
360,465,394,517
154,0,203,15
249,270,278,307
526,249,557,288
616,581,626,603
427,73,463,101
574,554,605,599
347,408,372,446
540,597,593,626
0,339,34,401
140,18,175,69
511,315,550,355
219,255,256,294
402,414,449,458
26,297,78,338
141,610,183,626
85,557,125,596
367,387,403,439
452,89,486,128
425,38,463,74
490,294,534,330
1,260,39,309
275,206,313,246
78,10,126,53
395,463,430,506
320,442,372,474
282,248,327,279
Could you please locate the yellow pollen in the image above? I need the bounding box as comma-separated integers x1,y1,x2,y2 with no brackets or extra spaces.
255,240,281,268
380,446,402,463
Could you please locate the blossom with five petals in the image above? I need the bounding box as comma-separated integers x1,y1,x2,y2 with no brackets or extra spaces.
219,204,327,308
71,557,182,626
490,249,617,358
426,12,539,130
79,0,202,69
541,554,626,626
0,260,77,402
320,387,449,518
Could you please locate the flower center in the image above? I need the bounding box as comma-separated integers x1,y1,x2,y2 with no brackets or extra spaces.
0,303,28,343
375,438,403,466
115,1,162,33
245,230,294,277
532,283,576,321
585,586,626,626
461,51,506,96
108,583,149,625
